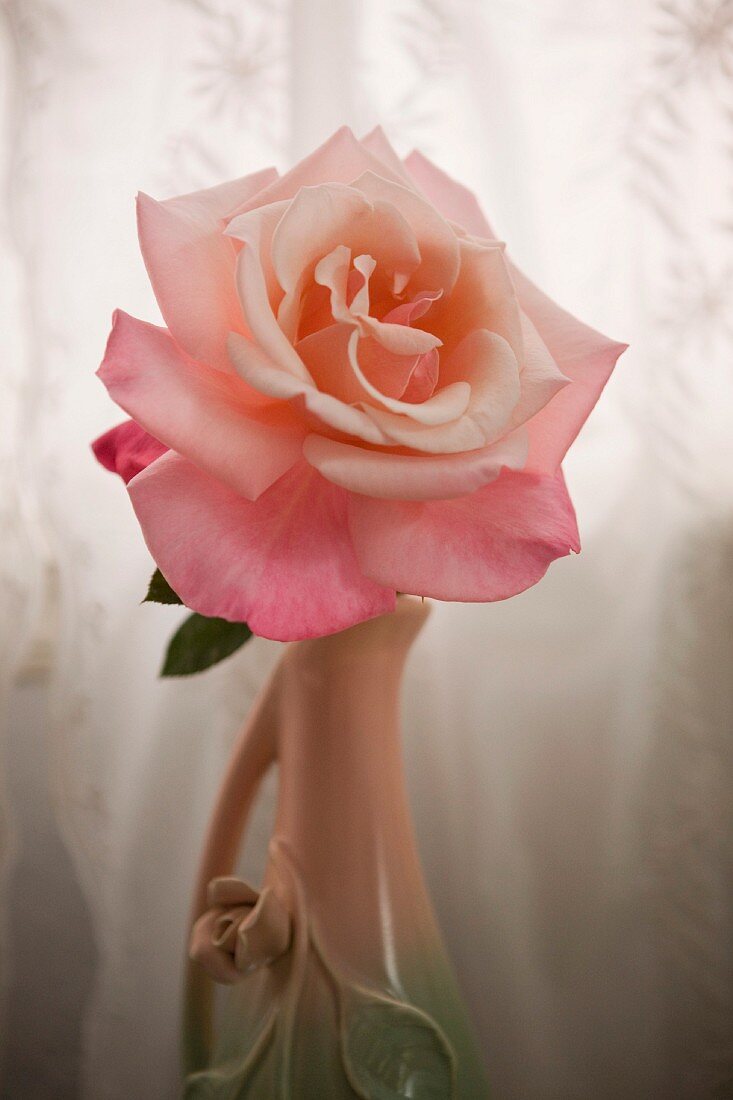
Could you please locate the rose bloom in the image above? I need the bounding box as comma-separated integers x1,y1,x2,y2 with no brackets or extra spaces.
93,127,625,641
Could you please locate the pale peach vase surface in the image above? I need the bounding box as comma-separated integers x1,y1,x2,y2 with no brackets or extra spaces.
183,598,490,1096
92,127,625,1097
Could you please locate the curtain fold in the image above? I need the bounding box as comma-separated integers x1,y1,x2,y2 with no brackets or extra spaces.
1,1,731,1097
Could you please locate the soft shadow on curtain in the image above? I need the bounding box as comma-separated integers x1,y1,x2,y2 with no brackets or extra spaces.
1,1,731,1098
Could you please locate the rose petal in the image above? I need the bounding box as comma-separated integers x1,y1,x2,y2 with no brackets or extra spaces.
356,315,441,356
362,404,485,455
226,127,407,220
362,330,520,454
348,468,579,600
98,312,304,501
511,264,627,472
352,337,423,402
169,168,278,222
351,170,460,296
316,252,442,367
228,331,389,445
128,452,396,640
136,167,276,373
315,250,378,327
91,419,167,484
226,200,314,383
271,186,372,338
359,127,416,185
300,309,433,407
297,284,336,339
402,152,625,467
303,429,527,502
450,329,521,442
380,289,442,328
347,254,375,316
297,314,430,407
509,312,570,430
348,330,468,425
296,322,367,405
403,149,495,239
313,244,353,324
270,185,366,297
401,349,439,404
428,238,523,363
269,184,422,340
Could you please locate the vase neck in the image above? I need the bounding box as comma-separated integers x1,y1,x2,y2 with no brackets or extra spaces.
284,594,430,671
275,596,429,810
271,599,436,977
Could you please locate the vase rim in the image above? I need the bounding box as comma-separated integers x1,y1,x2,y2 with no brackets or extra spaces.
284,596,431,664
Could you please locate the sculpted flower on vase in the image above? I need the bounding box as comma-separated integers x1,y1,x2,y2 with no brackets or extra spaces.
189,876,291,985
93,126,625,641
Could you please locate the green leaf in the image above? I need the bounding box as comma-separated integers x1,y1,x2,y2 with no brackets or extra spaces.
144,568,183,605
340,986,455,1099
161,613,252,677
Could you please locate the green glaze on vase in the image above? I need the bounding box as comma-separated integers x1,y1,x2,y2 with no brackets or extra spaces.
183,597,490,1098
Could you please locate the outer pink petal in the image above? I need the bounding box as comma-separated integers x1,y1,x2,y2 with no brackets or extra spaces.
91,419,167,484
359,127,416,185
303,429,527,502
136,167,276,373
226,127,407,219
169,168,278,222
97,312,304,501
348,468,580,601
512,265,627,473
403,150,495,238
127,453,395,640
403,150,627,469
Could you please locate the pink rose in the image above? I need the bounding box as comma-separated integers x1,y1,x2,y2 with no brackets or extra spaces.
93,127,625,641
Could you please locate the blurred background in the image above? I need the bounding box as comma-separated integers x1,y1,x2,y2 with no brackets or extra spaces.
1,0,732,1097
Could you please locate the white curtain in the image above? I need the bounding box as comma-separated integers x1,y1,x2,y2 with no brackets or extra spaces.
1,1,732,1097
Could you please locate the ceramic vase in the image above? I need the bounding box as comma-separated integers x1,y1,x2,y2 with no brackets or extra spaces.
183,597,489,1098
